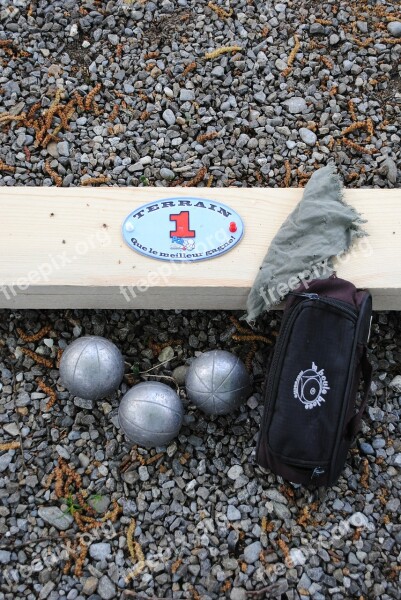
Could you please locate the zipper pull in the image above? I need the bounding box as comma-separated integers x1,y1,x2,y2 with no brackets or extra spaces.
290,292,319,300
311,467,325,480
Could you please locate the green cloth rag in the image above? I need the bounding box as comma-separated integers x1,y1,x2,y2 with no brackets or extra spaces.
244,164,367,324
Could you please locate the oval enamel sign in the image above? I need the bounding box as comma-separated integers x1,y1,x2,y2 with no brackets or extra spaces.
122,197,244,262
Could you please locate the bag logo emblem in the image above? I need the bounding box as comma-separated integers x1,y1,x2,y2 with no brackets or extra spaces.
293,362,330,410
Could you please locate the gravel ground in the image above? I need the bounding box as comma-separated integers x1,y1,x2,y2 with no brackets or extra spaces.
0,0,400,187
0,308,400,600
1,1,401,599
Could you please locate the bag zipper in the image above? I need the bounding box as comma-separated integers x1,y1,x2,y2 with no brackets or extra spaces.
290,292,358,319
260,300,307,433
329,292,371,483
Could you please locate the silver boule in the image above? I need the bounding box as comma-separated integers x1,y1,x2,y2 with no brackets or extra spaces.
118,381,184,448
185,350,251,415
60,336,124,400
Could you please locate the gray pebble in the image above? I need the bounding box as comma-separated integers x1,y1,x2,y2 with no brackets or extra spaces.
343,59,353,72
97,575,116,600
254,91,266,103
108,34,119,45
138,465,150,481
180,89,195,102
57,141,70,157
0,454,12,473
163,109,176,126
275,58,288,71
3,422,19,436
272,501,292,520
0,550,11,564
284,97,307,114
386,498,400,512
244,541,262,564
211,66,225,77
227,529,239,552
88,494,111,514
359,441,375,455
227,465,243,480
393,453,401,467
74,397,93,409
227,505,241,521
380,158,398,185
38,582,55,599
89,543,111,561
38,506,74,531
387,22,401,37
160,167,175,180
299,127,317,146
310,23,324,34
82,577,98,595
357,21,368,33
172,365,188,385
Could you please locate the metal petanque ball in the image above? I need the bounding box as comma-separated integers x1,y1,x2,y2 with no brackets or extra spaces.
185,350,251,415
60,336,124,401
118,381,184,448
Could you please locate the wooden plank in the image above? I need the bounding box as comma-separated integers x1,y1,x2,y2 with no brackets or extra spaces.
0,187,400,310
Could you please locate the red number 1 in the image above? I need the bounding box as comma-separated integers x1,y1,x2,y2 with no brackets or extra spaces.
170,211,195,238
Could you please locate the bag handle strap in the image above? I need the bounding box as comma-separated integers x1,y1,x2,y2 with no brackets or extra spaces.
348,347,372,437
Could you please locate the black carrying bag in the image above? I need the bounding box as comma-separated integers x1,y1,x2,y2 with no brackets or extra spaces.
256,275,372,487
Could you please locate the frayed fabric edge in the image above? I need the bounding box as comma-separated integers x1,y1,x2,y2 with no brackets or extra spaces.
242,164,368,325
327,162,369,235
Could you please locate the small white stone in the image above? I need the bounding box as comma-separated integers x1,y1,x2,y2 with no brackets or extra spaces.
158,346,174,363
349,512,369,528
289,548,307,566
227,465,243,480
247,396,258,409
14,347,23,359
389,375,401,392
101,402,112,415
284,97,307,114
138,466,149,481
69,23,78,37
73,325,82,337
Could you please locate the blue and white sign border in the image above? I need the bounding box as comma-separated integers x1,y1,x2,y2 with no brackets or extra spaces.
122,197,244,262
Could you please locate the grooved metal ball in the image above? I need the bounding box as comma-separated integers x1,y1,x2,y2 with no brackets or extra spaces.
185,350,251,415
60,336,124,401
118,381,184,448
